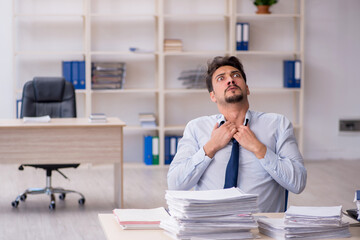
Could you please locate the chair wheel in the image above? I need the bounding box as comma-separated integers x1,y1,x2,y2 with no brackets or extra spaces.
20,194,27,201
59,193,66,200
11,200,19,208
49,203,56,210
78,198,85,205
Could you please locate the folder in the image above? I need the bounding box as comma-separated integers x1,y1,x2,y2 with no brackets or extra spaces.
152,136,159,165
144,135,153,165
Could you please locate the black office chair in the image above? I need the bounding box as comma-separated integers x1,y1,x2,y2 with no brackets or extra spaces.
11,77,85,210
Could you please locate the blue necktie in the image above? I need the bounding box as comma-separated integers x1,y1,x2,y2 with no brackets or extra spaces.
224,139,239,188
223,119,248,189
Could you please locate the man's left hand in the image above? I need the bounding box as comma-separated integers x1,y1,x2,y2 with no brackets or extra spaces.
233,125,267,159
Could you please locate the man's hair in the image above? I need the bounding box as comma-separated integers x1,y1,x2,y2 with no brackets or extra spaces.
205,56,247,92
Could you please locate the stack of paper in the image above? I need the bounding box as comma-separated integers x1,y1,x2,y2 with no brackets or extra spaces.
89,113,107,123
139,113,157,128
258,206,351,240
113,207,171,230
160,187,259,240
23,115,51,123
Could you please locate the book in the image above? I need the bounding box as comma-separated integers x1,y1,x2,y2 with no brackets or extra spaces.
113,207,171,230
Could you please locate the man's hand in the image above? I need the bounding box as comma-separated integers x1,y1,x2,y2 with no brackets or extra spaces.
203,122,237,158
233,125,267,159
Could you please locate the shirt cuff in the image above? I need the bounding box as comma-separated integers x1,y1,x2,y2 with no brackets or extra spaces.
258,147,278,172
192,146,212,167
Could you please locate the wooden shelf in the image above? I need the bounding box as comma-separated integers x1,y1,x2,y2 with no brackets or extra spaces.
13,0,305,164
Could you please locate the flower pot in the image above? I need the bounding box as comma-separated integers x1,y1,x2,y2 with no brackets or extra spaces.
256,5,271,14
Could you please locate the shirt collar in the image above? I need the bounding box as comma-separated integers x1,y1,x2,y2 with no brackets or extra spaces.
217,110,252,126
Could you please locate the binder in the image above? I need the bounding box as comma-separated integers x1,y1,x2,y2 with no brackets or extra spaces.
236,23,249,51
169,136,177,163
236,23,243,51
144,135,153,165
283,60,301,88
242,23,249,51
152,136,159,165
78,61,86,89
71,61,79,89
16,99,22,119
165,136,171,165
62,61,72,84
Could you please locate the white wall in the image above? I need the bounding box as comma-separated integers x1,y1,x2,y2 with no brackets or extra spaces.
0,1,13,118
0,0,359,160
303,0,360,160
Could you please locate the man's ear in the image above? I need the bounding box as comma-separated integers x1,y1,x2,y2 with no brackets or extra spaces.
246,85,250,95
210,91,217,103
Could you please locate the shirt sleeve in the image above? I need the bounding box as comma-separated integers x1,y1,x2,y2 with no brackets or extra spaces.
258,118,307,194
167,121,213,190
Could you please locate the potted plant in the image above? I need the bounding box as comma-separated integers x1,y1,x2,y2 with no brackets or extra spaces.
253,0,278,14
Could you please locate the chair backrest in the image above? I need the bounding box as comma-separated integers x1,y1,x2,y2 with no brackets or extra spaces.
21,77,76,118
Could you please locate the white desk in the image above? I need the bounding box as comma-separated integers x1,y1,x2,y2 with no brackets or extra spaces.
98,213,360,240
0,117,126,207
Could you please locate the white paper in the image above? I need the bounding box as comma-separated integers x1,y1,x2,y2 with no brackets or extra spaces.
23,115,51,123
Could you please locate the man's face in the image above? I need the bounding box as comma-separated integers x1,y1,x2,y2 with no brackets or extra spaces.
209,65,249,105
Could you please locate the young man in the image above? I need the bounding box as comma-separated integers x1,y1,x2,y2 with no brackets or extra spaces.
167,56,307,212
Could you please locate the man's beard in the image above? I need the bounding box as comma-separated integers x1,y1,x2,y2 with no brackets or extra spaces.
225,93,243,103
224,85,244,103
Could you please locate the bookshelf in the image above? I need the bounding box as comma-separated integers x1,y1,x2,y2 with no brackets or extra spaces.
12,0,304,165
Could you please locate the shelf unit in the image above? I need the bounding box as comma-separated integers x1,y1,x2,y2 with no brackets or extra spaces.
13,0,304,165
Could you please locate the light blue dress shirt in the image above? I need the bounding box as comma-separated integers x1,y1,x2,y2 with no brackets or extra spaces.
167,110,307,212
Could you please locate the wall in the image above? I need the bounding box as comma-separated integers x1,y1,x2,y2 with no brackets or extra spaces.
303,0,360,160
0,1,13,118
0,0,359,160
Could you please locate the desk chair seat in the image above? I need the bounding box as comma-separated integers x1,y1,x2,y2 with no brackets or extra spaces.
12,164,85,210
12,77,85,210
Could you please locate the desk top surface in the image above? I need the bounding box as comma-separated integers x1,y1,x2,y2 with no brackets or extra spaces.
0,117,126,128
98,213,360,240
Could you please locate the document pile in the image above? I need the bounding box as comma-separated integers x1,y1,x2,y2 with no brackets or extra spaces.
258,206,351,240
160,187,259,240
113,207,171,230
88,113,107,123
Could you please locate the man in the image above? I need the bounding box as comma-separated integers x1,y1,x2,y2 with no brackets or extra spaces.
167,56,307,212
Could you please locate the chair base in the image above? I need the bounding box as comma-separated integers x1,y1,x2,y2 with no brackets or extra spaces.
12,186,85,210
12,164,85,210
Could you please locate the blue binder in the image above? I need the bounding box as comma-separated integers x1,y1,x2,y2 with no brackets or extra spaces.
283,60,301,88
165,136,171,165
236,22,249,51
62,61,72,84
78,61,86,89
143,135,153,165
71,61,79,89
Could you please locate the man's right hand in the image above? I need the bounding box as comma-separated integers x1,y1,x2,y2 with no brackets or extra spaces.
203,121,237,158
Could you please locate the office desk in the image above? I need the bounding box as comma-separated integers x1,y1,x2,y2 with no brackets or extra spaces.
0,117,126,207
98,213,360,240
